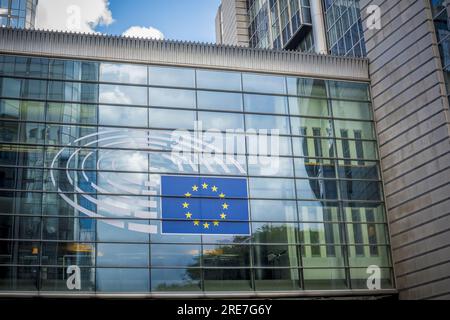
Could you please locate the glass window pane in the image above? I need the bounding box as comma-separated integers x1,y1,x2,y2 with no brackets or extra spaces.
99,84,147,106
303,268,348,290
40,267,95,292
291,117,332,137
151,268,201,291
288,97,329,117
244,94,288,114
296,179,338,200
198,111,244,130
196,69,241,91
242,73,286,94
0,266,39,291
96,268,149,292
332,100,372,120
251,200,297,221
254,268,300,290
202,244,250,267
148,108,196,130
99,105,147,127
151,244,201,267
245,114,290,134
253,245,299,267
348,245,391,267
50,60,99,81
203,268,251,291
197,90,243,111
252,222,298,244
249,178,296,199
350,268,393,289
149,66,195,88
334,120,375,140
42,217,95,241
96,243,149,267
46,103,97,125
336,139,378,160
292,137,335,158
248,156,294,177
100,63,147,84
337,160,379,180
48,81,98,103
41,242,95,266
0,99,44,121
0,241,40,265
96,219,149,243
298,201,341,222
328,80,370,101
287,77,327,97
294,158,336,179
343,203,386,223
149,87,196,109
340,180,382,201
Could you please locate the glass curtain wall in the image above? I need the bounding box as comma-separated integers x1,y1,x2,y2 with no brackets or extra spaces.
322,0,366,57
0,54,393,293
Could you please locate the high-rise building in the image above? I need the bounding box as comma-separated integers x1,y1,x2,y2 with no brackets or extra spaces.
216,0,251,47
0,0,38,29
216,0,365,56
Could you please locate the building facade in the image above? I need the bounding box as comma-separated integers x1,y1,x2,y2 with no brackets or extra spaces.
216,0,365,56
216,0,251,47
0,0,38,29
0,28,395,298
358,0,450,300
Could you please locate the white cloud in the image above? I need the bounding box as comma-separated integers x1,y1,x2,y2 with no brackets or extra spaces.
122,26,164,40
36,0,114,33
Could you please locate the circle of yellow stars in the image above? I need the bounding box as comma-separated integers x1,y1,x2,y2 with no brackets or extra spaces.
182,182,229,229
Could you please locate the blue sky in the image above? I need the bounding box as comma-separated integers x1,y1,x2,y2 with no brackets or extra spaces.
96,0,221,43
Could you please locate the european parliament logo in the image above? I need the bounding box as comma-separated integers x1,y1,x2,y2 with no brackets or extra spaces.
161,176,250,235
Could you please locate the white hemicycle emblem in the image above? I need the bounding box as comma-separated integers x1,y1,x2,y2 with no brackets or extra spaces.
50,127,276,235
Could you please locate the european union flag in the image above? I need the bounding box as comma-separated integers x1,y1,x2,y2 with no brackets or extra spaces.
161,176,250,235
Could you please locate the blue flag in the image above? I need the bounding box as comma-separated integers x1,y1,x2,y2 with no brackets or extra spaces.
161,176,250,235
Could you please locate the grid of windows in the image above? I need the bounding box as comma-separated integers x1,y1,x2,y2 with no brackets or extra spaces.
0,54,393,293
430,0,450,101
0,0,37,29
248,0,312,50
323,0,366,57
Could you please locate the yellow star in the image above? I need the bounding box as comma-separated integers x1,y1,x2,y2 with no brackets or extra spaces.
182,202,189,208
185,212,192,219
222,203,229,210
192,185,198,191
211,186,218,192
202,182,208,189
213,221,219,227
219,193,225,198
193,220,200,226
185,192,192,197
220,213,227,219
203,222,210,229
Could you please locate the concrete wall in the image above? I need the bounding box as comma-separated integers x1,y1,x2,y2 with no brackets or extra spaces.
360,0,450,300
215,0,250,47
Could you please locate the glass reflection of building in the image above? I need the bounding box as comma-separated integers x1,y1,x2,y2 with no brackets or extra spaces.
0,53,393,294
0,0,38,28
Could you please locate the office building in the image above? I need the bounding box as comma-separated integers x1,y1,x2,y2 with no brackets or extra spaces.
0,0,38,29
216,0,365,56
0,28,395,298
